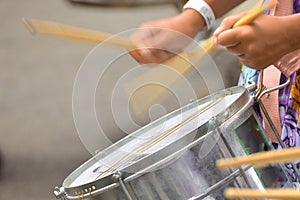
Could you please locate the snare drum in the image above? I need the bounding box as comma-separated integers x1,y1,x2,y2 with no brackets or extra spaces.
54,86,275,200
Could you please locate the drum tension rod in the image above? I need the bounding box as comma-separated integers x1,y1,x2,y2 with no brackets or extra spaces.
112,171,134,200
258,101,300,180
188,165,252,200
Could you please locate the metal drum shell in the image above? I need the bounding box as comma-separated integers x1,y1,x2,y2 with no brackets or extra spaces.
57,86,266,200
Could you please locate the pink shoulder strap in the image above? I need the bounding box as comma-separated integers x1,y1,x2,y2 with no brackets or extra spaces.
261,0,294,142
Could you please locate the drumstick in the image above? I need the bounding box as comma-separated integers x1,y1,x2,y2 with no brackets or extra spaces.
22,3,270,117
225,188,300,200
127,2,271,116
216,148,300,169
22,18,135,49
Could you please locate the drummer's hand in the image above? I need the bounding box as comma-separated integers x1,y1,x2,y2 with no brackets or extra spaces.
213,13,294,70
130,9,205,64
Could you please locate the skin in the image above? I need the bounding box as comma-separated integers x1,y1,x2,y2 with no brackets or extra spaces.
130,0,244,63
130,0,300,70
130,9,205,64
214,13,300,69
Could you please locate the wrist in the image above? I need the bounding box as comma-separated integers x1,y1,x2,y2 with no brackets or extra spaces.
180,8,206,32
183,0,216,31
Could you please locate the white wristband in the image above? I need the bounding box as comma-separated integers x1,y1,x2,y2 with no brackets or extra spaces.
183,0,216,31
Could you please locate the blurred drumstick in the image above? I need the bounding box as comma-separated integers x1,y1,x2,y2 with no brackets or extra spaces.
216,148,300,169
225,188,300,200
128,2,271,116
22,18,135,49
22,3,271,117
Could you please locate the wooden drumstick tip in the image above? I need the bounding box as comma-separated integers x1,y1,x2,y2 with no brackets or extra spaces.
22,18,36,34
225,188,243,199
216,148,300,170
225,188,300,200
216,158,238,169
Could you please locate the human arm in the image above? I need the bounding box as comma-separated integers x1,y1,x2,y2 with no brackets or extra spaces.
130,0,245,63
214,13,300,71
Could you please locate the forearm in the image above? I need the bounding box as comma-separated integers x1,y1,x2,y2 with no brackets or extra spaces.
130,0,246,63
205,0,245,18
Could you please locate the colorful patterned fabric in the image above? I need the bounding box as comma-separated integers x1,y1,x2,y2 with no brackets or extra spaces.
239,0,300,183
279,71,300,182
295,0,300,13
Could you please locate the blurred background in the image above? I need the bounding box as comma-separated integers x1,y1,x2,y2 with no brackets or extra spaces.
0,1,180,199
0,0,257,199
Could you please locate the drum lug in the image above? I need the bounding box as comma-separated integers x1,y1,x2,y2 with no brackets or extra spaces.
244,82,257,93
54,186,67,200
112,171,134,200
112,171,123,182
